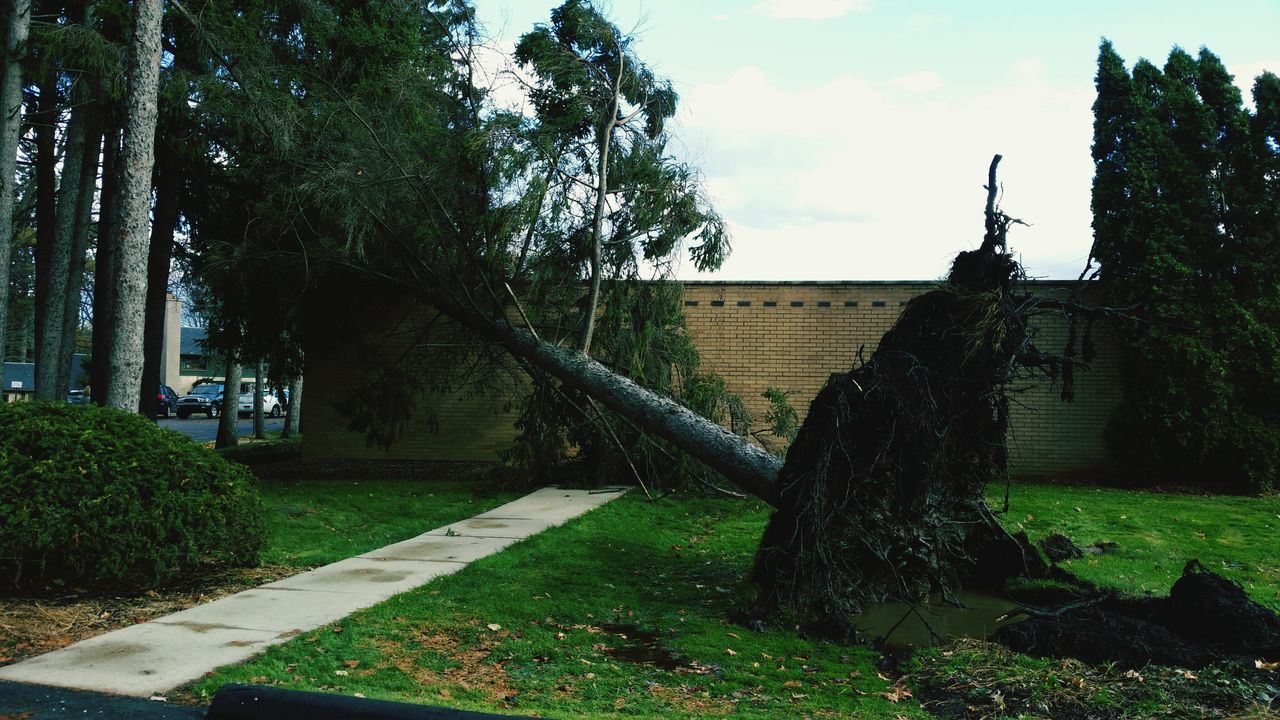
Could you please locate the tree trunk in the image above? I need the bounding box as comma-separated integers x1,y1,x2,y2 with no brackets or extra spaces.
215,356,241,448
578,73,621,356
104,0,163,412
0,0,31,386
91,125,121,404
415,285,784,506
253,359,265,439
37,16,96,399
139,142,182,417
30,65,56,393
282,373,302,439
56,121,102,393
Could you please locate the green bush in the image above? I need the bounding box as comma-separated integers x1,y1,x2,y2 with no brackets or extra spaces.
0,402,267,588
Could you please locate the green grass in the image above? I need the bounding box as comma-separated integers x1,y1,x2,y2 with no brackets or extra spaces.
255,477,523,568
995,483,1280,605
187,483,1280,718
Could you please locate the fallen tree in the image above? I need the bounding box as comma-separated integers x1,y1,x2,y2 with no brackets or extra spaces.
410,155,1054,621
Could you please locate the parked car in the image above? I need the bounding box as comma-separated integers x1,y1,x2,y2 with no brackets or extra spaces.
156,385,180,418
66,389,89,405
237,390,283,418
176,383,224,419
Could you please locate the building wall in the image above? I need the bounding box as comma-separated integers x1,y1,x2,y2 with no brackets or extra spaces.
161,297,184,392
303,281,1121,479
681,282,1120,478
303,304,525,463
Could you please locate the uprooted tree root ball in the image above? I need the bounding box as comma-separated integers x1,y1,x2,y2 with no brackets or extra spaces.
742,156,1280,677
749,156,1057,628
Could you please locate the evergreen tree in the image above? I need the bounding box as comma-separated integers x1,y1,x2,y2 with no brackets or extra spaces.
1089,41,1280,492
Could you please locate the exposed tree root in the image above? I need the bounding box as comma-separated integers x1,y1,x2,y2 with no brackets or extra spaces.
996,561,1280,669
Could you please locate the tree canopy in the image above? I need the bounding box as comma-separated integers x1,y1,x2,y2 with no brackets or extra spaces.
1089,40,1280,492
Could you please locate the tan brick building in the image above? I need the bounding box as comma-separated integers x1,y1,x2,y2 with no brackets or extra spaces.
303,281,1121,479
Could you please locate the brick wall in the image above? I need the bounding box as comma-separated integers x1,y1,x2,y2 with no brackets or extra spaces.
681,281,1120,478
304,281,1120,478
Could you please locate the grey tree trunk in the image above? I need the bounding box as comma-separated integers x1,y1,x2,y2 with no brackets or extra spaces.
91,126,121,405
35,80,91,399
282,373,303,439
216,356,241,449
420,286,783,506
56,123,102,393
0,0,31,385
104,0,163,412
253,359,265,439
30,66,55,382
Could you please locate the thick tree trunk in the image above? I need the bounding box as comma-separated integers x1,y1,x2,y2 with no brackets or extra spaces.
0,0,31,383
139,144,182,417
56,122,102,393
105,0,163,412
282,373,303,439
216,357,241,449
30,66,56,392
91,125,121,404
253,360,265,439
416,286,784,506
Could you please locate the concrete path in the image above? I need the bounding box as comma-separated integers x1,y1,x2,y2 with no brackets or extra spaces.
0,486,627,698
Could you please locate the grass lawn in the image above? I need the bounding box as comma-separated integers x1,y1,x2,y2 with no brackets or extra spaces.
185,483,1280,718
255,476,523,568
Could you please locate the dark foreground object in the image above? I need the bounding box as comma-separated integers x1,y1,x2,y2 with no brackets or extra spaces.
208,684,527,720
995,561,1280,668
0,681,203,719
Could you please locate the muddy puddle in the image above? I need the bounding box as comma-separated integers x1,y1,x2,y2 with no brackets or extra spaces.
853,590,1023,649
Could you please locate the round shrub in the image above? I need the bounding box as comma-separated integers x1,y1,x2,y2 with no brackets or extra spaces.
0,401,267,588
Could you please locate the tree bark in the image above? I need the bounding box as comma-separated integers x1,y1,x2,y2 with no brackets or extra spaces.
30,65,56,391
282,373,302,439
105,0,163,412
416,285,783,506
0,0,31,384
37,18,96,398
139,142,182,416
253,359,265,439
91,125,121,404
215,356,241,448
56,121,102,392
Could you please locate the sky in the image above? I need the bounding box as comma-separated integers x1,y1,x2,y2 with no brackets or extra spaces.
473,1,1280,281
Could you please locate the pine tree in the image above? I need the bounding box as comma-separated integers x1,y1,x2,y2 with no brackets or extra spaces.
1089,43,1280,492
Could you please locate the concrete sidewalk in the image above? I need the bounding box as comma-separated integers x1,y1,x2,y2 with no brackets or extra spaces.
0,485,627,698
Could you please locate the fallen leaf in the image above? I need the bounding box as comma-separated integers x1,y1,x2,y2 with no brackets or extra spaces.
784,680,803,688
438,688,452,699
1181,670,1198,681
486,623,502,631
343,660,359,668
585,672,596,680
334,670,349,677
725,648,737,656
880,683,913,703
1256,659,1279,671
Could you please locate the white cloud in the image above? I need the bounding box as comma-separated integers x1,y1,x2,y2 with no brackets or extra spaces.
674,64,1097,281
1229,60,1280,110
750,0,871,21
888,71,942,94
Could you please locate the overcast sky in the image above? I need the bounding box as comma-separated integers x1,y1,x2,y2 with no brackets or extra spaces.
474,1,1280,281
